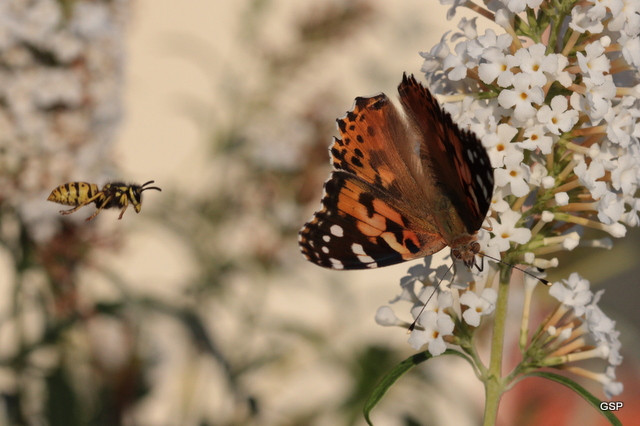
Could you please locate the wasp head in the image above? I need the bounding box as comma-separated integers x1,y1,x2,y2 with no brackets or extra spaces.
132,180,162,212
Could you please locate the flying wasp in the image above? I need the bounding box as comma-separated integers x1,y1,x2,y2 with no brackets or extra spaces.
47,180,162,221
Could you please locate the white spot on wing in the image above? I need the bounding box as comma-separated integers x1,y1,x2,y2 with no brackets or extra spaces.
351,243,365,255
330,258,344,269
322,246,329,254
322,235,330,243
330,224,344,237
351,243,375,264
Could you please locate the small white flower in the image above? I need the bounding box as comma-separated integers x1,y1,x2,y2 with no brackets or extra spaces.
602,366,624,398
454,17,477,41
586,0,623,21
570,5,604,34
478,47,513,86
597,192,625,224
411,286,454,316
420,32,451,73
581,75,617,122
573,158,608,200
517,124,553,154
529,163,550,187
460,288,497,326
490,187,511,213
549,272,593,316
494,158,531,197
608,0,640,32
553,55,573,88
504,0,543,14
536,96,579,135
622,198,640,226
407,310,455,356
375,306,404,326
488,209,532,251
497,73,544,121
604,97,640,147
443,41,473,81
619,33,640,67
440,0,469,20
586,290,622,366
507,43,556,87
482,123,521,167
576,41,611,86
611,149,640,197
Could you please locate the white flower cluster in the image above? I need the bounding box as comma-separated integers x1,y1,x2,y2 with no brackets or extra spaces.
377,0,632,399
422,0,640,268
376,258,497,356
0,0,128,241
547,273,623,397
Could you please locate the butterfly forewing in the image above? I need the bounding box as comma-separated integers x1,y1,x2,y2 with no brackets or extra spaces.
330,94,427,204
299,74,494,270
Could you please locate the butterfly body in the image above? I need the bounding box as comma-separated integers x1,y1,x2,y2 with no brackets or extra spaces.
299,74,493,270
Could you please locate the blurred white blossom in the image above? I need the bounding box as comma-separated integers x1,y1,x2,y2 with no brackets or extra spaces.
0,0,127,241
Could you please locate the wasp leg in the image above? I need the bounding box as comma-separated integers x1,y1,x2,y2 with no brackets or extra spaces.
60,206,83,215
85,195,114,221
117,202,129,220
59,193,105,216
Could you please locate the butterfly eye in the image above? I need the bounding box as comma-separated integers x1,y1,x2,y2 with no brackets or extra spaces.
471,242,480,253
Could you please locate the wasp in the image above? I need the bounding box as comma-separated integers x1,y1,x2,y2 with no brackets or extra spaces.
47,180,162,221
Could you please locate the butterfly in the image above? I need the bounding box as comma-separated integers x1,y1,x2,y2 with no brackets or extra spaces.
298,73,494,270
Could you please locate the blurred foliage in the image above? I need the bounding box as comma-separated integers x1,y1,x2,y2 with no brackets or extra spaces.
0,1,395,425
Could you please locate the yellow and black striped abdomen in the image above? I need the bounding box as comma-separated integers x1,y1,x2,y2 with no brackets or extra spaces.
47,182,101,206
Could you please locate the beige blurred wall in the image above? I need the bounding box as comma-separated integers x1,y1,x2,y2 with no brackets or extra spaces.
118,0,464,183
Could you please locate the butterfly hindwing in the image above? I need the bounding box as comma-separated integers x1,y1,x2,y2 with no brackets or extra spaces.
299,172,446,269
398,74,494,233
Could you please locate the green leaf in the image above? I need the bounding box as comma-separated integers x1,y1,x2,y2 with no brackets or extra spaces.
525,371,622,426
363,349,468,425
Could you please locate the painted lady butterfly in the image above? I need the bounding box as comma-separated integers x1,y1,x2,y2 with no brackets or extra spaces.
299,73,494,270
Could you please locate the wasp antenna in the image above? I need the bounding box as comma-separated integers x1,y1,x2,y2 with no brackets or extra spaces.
142,186,162,192
141,180,162,192
477,253,549,285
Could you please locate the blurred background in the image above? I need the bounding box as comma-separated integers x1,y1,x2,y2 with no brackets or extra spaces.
0,1,638,425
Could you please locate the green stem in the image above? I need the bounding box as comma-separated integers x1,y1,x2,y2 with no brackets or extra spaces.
482,266,512,426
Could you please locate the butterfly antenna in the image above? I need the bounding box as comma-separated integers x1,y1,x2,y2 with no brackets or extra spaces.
408,262,455,332
477,252,549,285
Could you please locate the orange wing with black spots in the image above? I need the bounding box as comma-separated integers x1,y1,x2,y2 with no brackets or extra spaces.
330,94,426,200
299,74,493,270
299,172,446,269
